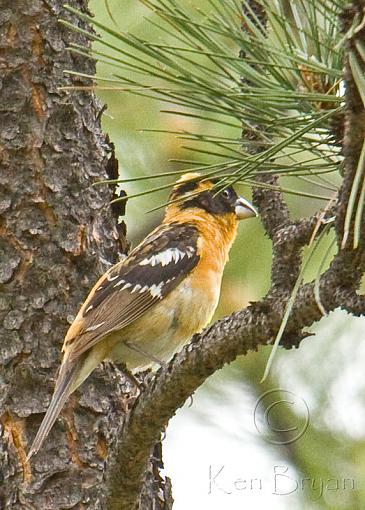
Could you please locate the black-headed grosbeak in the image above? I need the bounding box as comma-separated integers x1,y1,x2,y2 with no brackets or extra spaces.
27,172,257,459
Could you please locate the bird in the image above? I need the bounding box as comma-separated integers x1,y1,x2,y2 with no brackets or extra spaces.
27,172,257,459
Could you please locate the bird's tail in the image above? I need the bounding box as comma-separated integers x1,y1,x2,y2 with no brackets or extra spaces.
27,359,80,460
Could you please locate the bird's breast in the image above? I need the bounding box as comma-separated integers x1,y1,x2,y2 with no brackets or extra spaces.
108,269,221,373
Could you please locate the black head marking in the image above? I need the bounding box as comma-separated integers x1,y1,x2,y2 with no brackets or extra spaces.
170,179,199,201
179,183,239,216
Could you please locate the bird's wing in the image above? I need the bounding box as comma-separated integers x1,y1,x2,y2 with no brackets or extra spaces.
63,222,200,362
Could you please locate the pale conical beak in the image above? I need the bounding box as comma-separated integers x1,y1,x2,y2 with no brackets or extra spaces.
235,197,257,219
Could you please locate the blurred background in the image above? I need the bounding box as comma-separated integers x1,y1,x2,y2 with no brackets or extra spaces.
87,1,365,508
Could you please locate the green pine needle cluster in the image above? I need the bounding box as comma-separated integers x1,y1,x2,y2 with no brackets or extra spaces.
61,0,346,205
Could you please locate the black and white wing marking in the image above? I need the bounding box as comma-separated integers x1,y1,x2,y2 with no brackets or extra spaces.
65,223,200,361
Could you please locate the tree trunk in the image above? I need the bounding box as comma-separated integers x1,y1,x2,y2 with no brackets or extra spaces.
0,1,168,508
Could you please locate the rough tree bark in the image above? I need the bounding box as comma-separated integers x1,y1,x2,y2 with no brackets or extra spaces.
0,1,169,508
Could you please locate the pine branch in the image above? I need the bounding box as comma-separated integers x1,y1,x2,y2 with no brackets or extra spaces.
105,223,365,509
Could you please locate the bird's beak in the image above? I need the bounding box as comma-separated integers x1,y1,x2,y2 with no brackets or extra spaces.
234,197,257,220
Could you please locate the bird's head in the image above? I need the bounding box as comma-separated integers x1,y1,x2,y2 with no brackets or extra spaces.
164,172,257,224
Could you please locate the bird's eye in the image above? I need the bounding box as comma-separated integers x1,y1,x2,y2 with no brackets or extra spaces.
222,188,232,199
